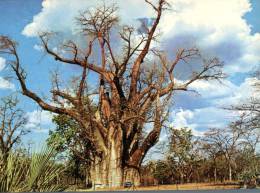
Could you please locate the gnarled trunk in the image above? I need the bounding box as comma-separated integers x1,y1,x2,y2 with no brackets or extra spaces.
90,121,143,188
91,162,141,188
91,127,123,187
90,138,141,188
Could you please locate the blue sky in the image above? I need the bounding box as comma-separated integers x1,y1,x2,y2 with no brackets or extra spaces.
0,0,259,147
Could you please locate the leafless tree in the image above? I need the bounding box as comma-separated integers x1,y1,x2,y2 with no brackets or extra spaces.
0,0,225,187
202,113,260,182
230,69,259,128
0,96,28,163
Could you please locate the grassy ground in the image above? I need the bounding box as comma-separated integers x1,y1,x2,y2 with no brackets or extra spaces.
76,182,241,191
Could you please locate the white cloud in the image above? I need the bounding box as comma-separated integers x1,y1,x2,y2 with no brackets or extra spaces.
170,108,194,128
212,77,258,106
0,57,15,90
22,0,260,74
22,0,85,37
170,107,237,136
160,0,258,74
188,79,237,99
0,77,15,90
21,0,260,137
0,57,5,71
25,110,53,132
186,77,258,105
33,44,43,51
22,0,154,37
170,77,259,135
162,0,251,39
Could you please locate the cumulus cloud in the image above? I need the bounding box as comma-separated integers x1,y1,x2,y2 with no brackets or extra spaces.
170,104,241,136
160,0,259,74
189,77,258,105
170,106,236,136
170,77,258,135
188,79,237,99
215,78,259,106
22,0,260,74
22,0,154,37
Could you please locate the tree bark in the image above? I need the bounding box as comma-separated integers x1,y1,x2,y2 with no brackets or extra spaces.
91,143,123,187
90,122,143,188
90,143,141,188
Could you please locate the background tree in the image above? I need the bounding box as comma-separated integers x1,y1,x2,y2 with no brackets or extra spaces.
140,161,157,186
200,136,223,183
167,128,201,183
0,96,28,163
153,160,171,184
232,70,260,130
47,114,92,186
230,73,260,186
202,126,241,181
63,154,88,186
0,0,225,187
201,112,260,182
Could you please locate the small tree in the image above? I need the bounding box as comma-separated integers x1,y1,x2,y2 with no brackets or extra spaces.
153,160,171,184
168,128,200,183
47,114,92,186
201,137,223,183
0,96,28,163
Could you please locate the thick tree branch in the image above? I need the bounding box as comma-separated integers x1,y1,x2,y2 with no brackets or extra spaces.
129,0,166,100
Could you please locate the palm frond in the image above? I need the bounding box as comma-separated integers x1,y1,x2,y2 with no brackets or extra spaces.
0,146,66,192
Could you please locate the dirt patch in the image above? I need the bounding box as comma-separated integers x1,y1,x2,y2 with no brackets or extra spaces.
77,182,241,191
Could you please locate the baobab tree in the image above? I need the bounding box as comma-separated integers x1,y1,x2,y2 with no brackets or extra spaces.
0,0,225,187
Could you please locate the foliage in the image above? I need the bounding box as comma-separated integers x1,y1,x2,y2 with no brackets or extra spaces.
153,160,171,184
47,114,91,185
0,146,66,192
47,114,79,152
169,128,193,160
167,128,201,183
141,122,260,186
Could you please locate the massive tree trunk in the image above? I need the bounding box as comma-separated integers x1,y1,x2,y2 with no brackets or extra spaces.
90,125,143,187
91,154,141,187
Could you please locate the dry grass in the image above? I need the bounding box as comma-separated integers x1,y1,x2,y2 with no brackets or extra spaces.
77,182,241,192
